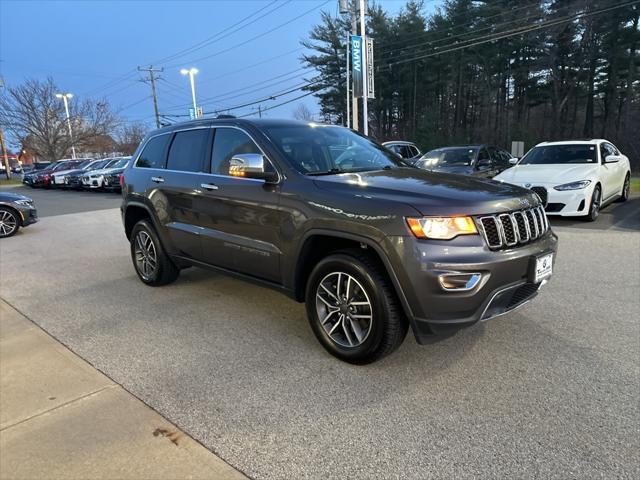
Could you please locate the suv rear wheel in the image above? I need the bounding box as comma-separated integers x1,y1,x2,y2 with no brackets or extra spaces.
130,219,179,286
305,250,408,364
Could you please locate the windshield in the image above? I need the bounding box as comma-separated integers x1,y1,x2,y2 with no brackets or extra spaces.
520,144,597,165
262,124,405,175
418,147,478,167
109,158,130,169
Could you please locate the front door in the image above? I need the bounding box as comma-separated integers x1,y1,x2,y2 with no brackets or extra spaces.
197,127,282,282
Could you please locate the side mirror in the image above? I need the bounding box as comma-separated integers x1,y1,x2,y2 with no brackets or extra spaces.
509,157,519,165
229,153,278,182
604,155,619,164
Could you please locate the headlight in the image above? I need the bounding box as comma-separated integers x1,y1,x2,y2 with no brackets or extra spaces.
554,180,591,191
14,199,33,206
406,216,477,240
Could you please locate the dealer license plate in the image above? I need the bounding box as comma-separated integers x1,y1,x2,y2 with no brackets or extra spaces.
535,253,553,283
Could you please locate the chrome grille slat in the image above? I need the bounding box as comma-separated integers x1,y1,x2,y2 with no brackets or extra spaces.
478,205,549,250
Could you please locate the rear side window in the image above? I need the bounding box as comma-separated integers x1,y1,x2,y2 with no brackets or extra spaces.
167,129,210,172
136,134,170,169
211,128,262,175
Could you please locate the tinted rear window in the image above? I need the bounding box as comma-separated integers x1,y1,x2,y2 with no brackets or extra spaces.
136,134,171,169
167,129,209,172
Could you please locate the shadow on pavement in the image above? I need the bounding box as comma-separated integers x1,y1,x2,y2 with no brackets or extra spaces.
549,196,640,232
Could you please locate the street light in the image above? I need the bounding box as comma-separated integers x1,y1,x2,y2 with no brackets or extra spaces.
55,92,76,159
180,68,199,117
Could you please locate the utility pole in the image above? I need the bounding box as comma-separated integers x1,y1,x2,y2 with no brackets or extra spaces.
0,129,11,180
0,77,10,179
55,93,76,159
258,105,262,118
138,66,163,129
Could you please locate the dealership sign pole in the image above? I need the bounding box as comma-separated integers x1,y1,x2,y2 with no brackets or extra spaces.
359,0,368,136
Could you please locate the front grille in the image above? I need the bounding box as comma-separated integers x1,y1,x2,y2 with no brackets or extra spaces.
477,205,549,250
530,187,548,206
507,283,540,308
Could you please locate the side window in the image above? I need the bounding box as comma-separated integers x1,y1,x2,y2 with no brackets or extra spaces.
599,143,609,163
409,146,420,158
487,147,499,162
605,143,618,156
211,128,262,175
166,129,210,172
477,148,490,163
136,134,170,169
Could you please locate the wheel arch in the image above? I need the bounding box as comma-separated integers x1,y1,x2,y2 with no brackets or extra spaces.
291,230,415,323
123,202,154,240
0,203,23,226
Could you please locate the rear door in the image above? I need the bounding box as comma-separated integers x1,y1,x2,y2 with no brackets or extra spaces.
139,128,211,261
196,126,282,282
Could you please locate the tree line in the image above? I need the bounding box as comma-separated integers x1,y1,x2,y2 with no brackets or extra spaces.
302,0,639,169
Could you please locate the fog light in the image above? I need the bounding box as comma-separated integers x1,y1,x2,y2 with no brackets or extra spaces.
438,273,482,291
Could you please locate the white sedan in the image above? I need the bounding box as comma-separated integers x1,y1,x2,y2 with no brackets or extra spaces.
494,140,631,221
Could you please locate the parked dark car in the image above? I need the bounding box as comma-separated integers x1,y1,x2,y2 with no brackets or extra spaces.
382,141,421,161
29,160,81,188
413,145,516,178
101,157,132,191
21,162,51,179
61,159,112,189
0,192,38,238
121,119,557,364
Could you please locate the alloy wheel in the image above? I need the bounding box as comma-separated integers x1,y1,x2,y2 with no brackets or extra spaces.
623,176,630,199
315,271,373,348
591,187,601,218
0,210,18,237
134,230,158,281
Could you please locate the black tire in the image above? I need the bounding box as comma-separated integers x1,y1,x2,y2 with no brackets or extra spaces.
616,173,630,203
130,219,179,286
584,184,601,222
0,207,20,238
305,249,408,364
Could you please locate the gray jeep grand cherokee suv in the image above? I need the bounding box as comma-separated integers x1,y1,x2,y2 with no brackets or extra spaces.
121,119,558,364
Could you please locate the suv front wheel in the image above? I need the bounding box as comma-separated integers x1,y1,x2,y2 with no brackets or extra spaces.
305,250,408,364
130,219,180,286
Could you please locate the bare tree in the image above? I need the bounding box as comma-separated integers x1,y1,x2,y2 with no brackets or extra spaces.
293,103,315,121
116,123,148,155
0,77,118,161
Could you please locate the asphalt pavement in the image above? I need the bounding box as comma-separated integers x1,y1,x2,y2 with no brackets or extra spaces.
4,185,121,217
0,193,638,479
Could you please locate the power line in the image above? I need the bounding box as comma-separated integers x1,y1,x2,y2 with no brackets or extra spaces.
163,0,332,68
237,90,319,118
150,0,289,66
379,0,640,69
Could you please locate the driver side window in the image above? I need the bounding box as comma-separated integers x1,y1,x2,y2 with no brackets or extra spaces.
477,148,491,167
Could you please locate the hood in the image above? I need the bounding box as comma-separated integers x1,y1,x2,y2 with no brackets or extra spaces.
52,168,81,177
56,168,84,176
102,167,126,175
420,164,475,175
0,192,32,202
494,163,599,186
312,168,538,216
84,168,110,176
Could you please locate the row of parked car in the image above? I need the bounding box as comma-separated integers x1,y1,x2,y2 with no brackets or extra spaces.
21,157,131,191
382,141,517,178
383,138,632,221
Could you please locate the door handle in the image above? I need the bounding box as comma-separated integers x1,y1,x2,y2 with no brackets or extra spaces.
200,183,219,191
151,176,164,183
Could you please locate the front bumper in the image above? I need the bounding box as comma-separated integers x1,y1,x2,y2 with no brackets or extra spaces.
81,177,102,188
386,231,558,343
542,186,593,216
16,205,38,226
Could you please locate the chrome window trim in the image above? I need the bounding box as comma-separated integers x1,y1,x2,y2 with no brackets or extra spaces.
132,125,282,183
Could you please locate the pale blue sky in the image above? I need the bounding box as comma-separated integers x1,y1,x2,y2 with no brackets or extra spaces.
1,0,439,137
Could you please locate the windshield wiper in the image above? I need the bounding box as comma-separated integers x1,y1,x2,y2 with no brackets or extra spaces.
306,168,346,176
